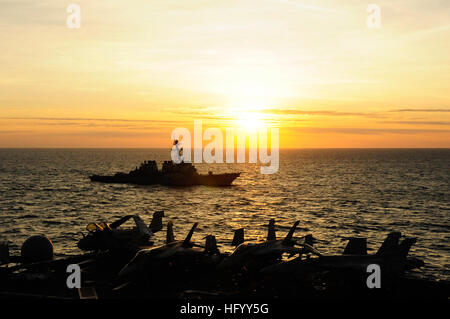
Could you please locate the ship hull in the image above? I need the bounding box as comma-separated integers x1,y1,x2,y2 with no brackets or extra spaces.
89,172,240,187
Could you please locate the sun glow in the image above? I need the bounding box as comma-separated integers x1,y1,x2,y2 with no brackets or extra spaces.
224,80,278,112
221,79,275,132
234,112,266,132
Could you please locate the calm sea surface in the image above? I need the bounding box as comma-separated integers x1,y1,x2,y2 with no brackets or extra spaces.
0,149,448,280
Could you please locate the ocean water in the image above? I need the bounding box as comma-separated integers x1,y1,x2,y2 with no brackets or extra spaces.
0,148,448,280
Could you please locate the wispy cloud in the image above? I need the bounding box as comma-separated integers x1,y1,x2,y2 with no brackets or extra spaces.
389,109,450,113
288,127,450,135
405,24,450,41
387,121,450,126
54,131,168,138
262,109,380,117
2,117,187,124
0,117,189,131
273,0,347,15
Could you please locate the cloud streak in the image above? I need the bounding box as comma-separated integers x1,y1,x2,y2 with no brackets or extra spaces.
389,109,450,113
287,127,450,135
262,109,380,117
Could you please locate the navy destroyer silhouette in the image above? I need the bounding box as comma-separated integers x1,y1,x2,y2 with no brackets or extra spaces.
89,160,240,187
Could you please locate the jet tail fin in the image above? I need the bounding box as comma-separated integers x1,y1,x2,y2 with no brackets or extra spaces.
376,232,401,256
166,221,175,244
343,237,367,255
398,237,416,258
304,234,314,247
0,241,9,265
282,221,300,245
205,235,219,254
267,219,276,241
183,223,198,246
133,215,152,239
149,211,164,233
232,228,244,246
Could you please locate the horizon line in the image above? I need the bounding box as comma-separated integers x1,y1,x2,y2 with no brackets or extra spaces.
0,147,448,150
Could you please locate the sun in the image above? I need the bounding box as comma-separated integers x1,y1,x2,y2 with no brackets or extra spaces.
234,112,266,132
218,78,274,132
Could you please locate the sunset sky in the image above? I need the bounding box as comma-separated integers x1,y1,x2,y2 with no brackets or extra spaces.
0,0,449,148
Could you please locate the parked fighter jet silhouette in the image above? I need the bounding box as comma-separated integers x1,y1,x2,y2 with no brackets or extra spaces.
118,222,222,281
77,211,164,252
217,219,320,272
260,232,423,277
310,232,421,273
